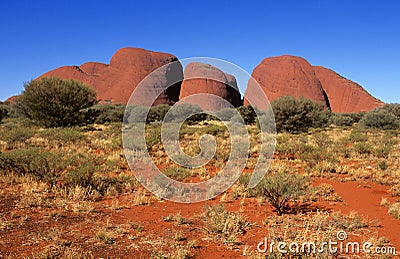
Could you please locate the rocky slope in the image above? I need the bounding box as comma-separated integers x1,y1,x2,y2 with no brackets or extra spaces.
313,66,384,112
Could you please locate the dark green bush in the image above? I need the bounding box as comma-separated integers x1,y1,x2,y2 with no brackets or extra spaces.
271,96,331,133
258,171,310,215
379,103,400,118
87,103,125,124
236,106,257,124
360,110,399,130
15,77,98,127
0,103,8,122
330,113,354,127
214,108,237,121
164,103,205,124
147,104,171,123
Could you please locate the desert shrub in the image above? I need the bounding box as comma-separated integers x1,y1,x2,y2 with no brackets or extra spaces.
39,127,84,144
258,170,310,215
353,142,373,155
15,77,98,127
236,106,257,124
271,96,331,133
164,103,205,124
0,147,65,184
213,108,237,121
330,113,354,127
388,203,400,220
360,110,399,130
379,103,400,118
203,204,252,244
298,144,337,168
147,104,171,123
65,163,96,188
0,104,8,122
87,103,125,124
390,184,400,197
348,129,369,143
312,132,332,148
0,126,36,149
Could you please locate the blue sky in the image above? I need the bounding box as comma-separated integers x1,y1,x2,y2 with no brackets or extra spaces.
0,0,399,103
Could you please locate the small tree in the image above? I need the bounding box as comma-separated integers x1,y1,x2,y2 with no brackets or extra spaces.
15,77,98,127
271,96,331,133
258,171,310,215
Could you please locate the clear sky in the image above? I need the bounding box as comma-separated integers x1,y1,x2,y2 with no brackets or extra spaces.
0,0,399,103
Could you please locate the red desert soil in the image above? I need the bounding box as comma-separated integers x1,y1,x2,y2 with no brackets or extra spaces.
1,177,399,258
319,178,400,248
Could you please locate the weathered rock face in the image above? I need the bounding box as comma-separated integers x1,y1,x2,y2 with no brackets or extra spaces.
244,55,330,108
179,62,242,111
313,66,384,113
38,47,183,105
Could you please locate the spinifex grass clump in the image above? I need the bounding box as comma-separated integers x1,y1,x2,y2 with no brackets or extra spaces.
203,204,252,244
258,170,311,215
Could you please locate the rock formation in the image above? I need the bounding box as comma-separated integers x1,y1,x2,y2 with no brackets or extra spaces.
244,55,330,108
38,47,183,105
313,66,384,113
179,62,242,111
244,55,383,113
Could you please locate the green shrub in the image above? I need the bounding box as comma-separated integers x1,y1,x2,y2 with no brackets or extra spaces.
353,142,373,155
271,96,331,133
87,103,125,124
15,77,98,127
213,108,237,121
236,106,257,124
330,113,354,127
65,163,96,188
147,104,171,123
379,103,400,118
360,110,399,130
164,103,205,124
0,147,65,184
348,129,369,143
39,127,84,144
0,126,36,149
259,171,310,215
0,103,8,122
